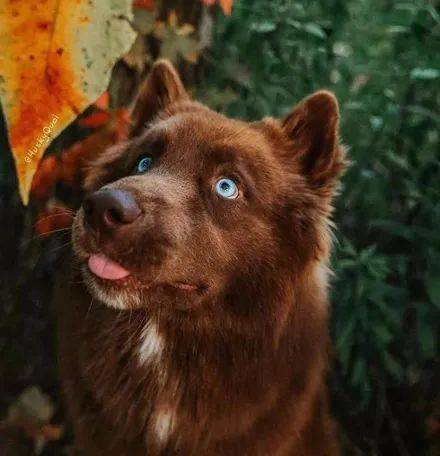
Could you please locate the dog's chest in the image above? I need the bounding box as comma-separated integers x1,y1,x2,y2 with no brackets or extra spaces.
138,320,164,366
136,320,178,447
76,308,181,450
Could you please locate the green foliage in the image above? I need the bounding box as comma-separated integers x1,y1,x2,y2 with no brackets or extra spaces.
202,0,439,451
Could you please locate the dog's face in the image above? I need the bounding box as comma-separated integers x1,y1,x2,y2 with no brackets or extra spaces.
72,60,344,315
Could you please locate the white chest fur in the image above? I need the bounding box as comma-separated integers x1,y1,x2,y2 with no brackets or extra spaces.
138,320,164,364
138,320,176,445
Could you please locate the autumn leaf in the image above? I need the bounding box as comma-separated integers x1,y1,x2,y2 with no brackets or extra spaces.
133,0,155,11
30,154,58,202
219,0,233,15
124,35,152,71
5,386,63,454
154,12,199,64
31,113,129,204
133,2,156,35
78,111,112,129
201,0,233,15
93,91,110,111
0,0,137,205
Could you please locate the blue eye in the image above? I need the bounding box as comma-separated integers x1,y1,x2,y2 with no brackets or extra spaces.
136,156,153,174
215,178,239,199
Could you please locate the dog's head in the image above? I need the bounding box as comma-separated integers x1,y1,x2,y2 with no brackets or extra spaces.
72,60,345,318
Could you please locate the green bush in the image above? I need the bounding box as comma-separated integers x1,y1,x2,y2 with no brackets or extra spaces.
201,0,439,452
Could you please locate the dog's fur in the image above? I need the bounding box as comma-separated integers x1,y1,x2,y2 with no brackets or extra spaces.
56,60,345,455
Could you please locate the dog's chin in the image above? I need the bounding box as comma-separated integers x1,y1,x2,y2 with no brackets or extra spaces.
81,263,208,311
81,266,145,310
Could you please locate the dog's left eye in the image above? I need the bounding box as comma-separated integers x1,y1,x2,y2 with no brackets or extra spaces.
215,178,239,199
136,156,153,174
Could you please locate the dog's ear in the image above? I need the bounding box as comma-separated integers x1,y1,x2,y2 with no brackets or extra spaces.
282,91,345,191
128,59,188,137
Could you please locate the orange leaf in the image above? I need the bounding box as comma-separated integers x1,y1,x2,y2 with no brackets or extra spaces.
59,143,83,187
0,0,136,204
31,113,128,205
201,0,233,14
93,91,110,110
40,424,64,441
133,0,155,10
78,111,112,129
30,155,59,201
58,121,122,189
219,0,233,14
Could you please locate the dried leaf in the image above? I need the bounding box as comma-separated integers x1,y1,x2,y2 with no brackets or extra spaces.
6,387,63,455
123,35,151,71
176,23,195,36
31,114,129,204
30,155,58,201
168,10,178,28
154,14,199,64
219,0,233,15
133,7,156,35
201,0,233,15
78,111,112,129
133,0,155,11
93,91,110,111
0,0,136,204
7,387,54,429
40,424,63,441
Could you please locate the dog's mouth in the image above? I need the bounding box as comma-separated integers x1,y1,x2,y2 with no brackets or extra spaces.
85,252,202,293
88,253,131,280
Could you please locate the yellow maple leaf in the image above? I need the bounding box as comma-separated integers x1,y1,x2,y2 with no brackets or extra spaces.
0,0,136,204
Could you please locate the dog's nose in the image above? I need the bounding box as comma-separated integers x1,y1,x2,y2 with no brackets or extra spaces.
83,189,141,232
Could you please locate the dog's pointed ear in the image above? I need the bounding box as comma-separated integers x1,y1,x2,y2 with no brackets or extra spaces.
282,91,344,190
128,59,188,137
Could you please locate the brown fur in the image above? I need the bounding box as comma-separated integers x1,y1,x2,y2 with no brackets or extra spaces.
56,60,345,455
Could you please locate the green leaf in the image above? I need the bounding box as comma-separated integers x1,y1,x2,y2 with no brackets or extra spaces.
335,315,356,353
372,323,393,345
417,316,436,359
410,68,440,80
381,352,404,380
303,23,326,39
250,21,276,33
351,358,367,387
425,275,440,307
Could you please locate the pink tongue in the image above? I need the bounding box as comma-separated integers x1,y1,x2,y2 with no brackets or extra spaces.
88,254,130,280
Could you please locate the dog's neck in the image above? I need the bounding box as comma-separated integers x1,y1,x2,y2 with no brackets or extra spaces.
79,259,329,364
68,259,330,450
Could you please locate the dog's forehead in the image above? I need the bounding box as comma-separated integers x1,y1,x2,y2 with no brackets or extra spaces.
152,111,275,165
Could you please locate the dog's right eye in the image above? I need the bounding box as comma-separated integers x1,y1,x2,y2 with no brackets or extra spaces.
135,156,153,174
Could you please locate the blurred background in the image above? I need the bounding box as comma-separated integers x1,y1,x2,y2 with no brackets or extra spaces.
0,0,438,454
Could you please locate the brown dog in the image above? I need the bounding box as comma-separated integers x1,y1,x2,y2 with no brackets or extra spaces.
56,59,345,455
